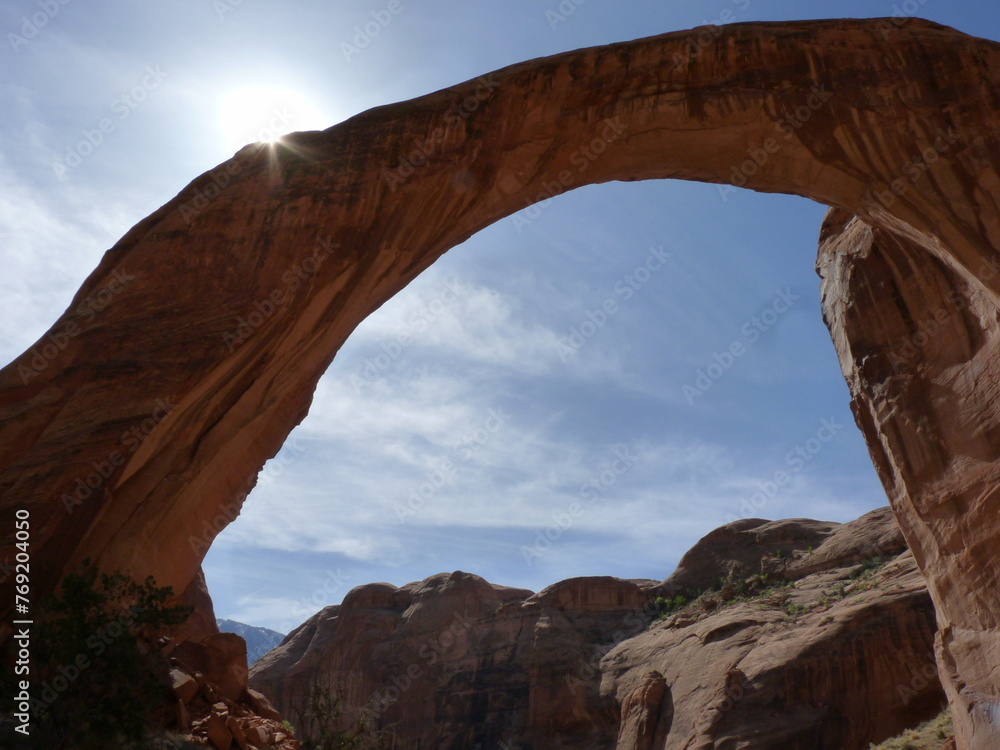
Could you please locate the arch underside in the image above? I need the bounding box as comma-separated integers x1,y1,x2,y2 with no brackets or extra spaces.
1,16,999,748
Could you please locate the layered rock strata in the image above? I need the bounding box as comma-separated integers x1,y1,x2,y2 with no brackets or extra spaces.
817,207,1000,750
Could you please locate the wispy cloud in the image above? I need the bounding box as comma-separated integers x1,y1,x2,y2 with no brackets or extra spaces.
0,164,109,363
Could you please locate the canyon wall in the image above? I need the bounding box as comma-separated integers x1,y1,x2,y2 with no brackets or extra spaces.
1,17,999,746
817,207,1000,749
250,509,945,749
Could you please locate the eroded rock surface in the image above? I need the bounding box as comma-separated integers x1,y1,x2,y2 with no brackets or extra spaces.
818,207,1000,750
250,509,945,749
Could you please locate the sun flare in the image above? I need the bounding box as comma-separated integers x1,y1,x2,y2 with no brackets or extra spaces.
217,86,330,152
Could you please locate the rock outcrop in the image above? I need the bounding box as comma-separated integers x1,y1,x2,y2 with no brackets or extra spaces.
217,619,286,666
250,508,946,749
162,631,299,750
817,206,1000,749
1,16,999,747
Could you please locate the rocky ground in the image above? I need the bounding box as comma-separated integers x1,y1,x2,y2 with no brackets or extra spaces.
161,631,300,750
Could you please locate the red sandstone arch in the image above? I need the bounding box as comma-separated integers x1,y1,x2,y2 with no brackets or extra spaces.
2,17,999,748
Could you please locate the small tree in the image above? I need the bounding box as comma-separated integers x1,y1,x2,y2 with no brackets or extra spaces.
290,675,391,750
29,562,192,749
651,594,689,619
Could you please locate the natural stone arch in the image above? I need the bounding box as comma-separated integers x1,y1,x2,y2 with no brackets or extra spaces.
2,16,999,748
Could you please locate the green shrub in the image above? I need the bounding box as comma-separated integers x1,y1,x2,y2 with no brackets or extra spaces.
868,706,952,749
783,601,809,617
651,594,689,619
850,556,888,580
28,562,192,749
292,676,390,750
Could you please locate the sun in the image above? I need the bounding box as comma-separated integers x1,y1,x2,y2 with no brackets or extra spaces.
218,86,331,152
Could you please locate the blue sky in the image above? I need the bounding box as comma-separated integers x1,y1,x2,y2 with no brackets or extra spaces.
3,1,997,633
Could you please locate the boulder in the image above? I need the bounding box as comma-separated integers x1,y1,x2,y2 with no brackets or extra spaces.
245,688,283,723
170,667,199,704
205,711,232,750
226,716,249,750
173,632,249,703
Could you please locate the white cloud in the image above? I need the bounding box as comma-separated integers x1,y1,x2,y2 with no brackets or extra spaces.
347,270,567,377
0,165,109,364
219,361,769,560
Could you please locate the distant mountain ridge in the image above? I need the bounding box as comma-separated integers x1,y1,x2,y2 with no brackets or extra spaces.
217,618,285,665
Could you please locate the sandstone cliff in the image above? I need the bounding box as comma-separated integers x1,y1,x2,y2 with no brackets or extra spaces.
250,508,945,749
817,206,1000,750
1,16,999,747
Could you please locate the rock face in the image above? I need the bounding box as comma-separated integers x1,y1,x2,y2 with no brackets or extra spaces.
162,631,299,750
1,16,999,747
253,570,634,748
250,508,946,749
817,207,1000,750
217,619,286,665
